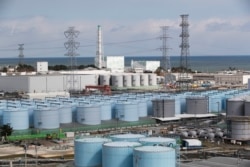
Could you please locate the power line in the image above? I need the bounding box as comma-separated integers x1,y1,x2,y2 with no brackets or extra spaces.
0,37,157,51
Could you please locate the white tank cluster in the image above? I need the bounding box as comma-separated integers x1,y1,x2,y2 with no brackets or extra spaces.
74,134,177,167
104,73,157,88
176,127,225,141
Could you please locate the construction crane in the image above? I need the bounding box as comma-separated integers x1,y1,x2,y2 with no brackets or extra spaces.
84,85,112,95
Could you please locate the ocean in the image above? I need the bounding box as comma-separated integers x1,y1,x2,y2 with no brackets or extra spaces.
0,55,249,73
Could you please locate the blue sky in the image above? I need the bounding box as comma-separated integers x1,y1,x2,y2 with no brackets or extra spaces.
0,0,249,58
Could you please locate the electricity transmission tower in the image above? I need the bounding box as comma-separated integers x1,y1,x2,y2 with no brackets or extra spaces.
64,27,80,92
159,26,172,85
178,14,190,90
18,44,24,64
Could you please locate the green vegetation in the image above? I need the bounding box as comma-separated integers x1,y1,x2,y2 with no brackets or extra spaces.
48,64,98,71
48,64,68,71
16,63,35,72
171,66,194,73
155,66,196,76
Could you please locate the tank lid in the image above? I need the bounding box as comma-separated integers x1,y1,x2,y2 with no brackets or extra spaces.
75,137,110,143
4,108,28,112
186,96,207,99
77,103,101,107
116,102,137,105
228,98,244,101
139,137,175,143
111,134,145,139
134,146,174,152
103,141,141,147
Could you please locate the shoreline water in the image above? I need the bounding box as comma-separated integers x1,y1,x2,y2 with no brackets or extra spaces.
0,55,249,73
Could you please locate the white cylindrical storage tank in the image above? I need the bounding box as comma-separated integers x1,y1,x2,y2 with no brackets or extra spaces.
3,108,29,130
74,137,111,167
133,146,176,167
102,141,141,167
76,104,101,125
123,74,132,87
208,95,222,113
226,98,244,116
174,96,181,115
148,73,157,86
139,137,176,147
115,102,138,122
0,106,5,126
34,107,59,129
110,134,145,142
20,103,36,128
99,74,111,85
111,75,123,87
140,74,149,86
50,102,72,124
59,104,72,124
100,102,112,121
61,100,77,122
132,74,140,87
137,100,148,117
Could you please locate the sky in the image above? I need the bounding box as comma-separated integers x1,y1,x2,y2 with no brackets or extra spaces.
0,0,249,58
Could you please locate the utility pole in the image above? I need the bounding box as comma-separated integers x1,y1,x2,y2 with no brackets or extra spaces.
64,27,80,93
217,101,220,123
18,44,24,64
24,143,27,167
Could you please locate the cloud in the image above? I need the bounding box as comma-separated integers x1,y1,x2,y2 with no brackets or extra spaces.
240,21,250,32
110,25,127,32
0,16,250,57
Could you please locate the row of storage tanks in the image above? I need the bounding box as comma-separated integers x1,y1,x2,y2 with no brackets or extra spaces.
226,96,250,141
1,89,250,130
99,73,157,87
152,89,250,117
74,133,177,167
177,127,225,141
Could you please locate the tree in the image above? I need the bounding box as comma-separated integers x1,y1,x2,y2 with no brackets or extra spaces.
0,124,13,140
48,65,68,71
16,64,35,72
2,67,7,72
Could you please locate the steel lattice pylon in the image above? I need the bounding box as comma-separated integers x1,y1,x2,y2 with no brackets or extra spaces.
64,27,80,92
178,14,190,90
160,26,173,85
160,26,171,72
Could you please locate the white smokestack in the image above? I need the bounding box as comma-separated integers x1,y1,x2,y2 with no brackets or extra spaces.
95,25,103,69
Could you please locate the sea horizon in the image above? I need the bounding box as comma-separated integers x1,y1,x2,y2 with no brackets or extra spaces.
0,55,250,73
